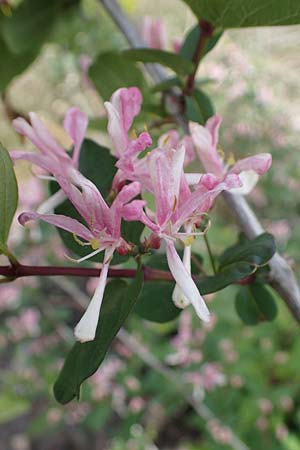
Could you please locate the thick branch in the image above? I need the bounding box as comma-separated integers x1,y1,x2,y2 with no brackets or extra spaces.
100,0,300,323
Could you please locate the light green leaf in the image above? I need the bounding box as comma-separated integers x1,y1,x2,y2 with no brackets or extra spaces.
182,0,300,28
0,144,18,248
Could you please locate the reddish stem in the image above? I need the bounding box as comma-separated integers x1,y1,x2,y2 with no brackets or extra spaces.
183,20,214,96
0,264,174,282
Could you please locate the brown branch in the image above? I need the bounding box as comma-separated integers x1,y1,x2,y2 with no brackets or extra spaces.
99,0,300,323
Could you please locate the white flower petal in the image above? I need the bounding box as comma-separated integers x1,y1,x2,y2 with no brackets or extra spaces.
166,241,210,322
74,247,114,342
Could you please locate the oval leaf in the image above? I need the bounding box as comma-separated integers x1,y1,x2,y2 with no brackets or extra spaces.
54,268,144,404
235,284,278,325
0,145,18,247
219,233,276,269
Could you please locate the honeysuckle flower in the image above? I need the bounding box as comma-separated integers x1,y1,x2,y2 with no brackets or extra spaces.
11,107,88,212
189,115,272,194
19,178,149,343
136,145,241,321
104,87,152,190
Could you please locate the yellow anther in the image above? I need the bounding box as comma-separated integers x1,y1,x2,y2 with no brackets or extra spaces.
162,134,170,146
172,195,177,212
90,238,100,250
226,152,236,167
131,129,138,139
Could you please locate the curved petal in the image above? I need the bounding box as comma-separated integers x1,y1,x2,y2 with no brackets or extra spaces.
10,150,58,174
29,113,65,158
64,107,88,166
148,146,185,227
229,153,272,176
166,241,210,322
172,241,192,309
189,120,224,178
19,211,93,241
74,247,114,342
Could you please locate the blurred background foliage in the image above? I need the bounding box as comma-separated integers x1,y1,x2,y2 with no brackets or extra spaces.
0,0,300,449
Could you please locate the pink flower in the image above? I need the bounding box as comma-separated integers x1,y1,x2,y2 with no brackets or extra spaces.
11,108,88,213
189,115,272,194
137,145,241,321
19,178,147,343
104,87,152,190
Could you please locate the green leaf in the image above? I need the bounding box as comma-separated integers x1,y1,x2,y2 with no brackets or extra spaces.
151,77,183,93
197,262,255,294
182,0,300,28
219,233,276,269
185,88,214,124
123,49,194,76
134,281,180,323
134,261,254,323
235,284,278,325
185,95,204,123
78,139,116,199
0,144,18,248
54,268,144,404
89,52,145,101
180,25,222,61
185,89,215,124
1,0,60,54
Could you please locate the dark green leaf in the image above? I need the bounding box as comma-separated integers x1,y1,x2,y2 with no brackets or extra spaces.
182,0,300,28
180,25,222,61
1,0,60,54
151,77,183,93
134,260,254,323
197,262,255,294
235,284,278,325
195,89,215,121
0,144,18,247
123,49,194,76
79,139,116,199
89,52,145,101
185,95,204,123
219,233,276,269
54,268,144,404
134,281,180,323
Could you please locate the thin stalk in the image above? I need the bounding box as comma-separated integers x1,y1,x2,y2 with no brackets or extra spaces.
203,234,217,275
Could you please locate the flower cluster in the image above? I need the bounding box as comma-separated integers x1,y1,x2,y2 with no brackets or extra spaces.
11,87,271,343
